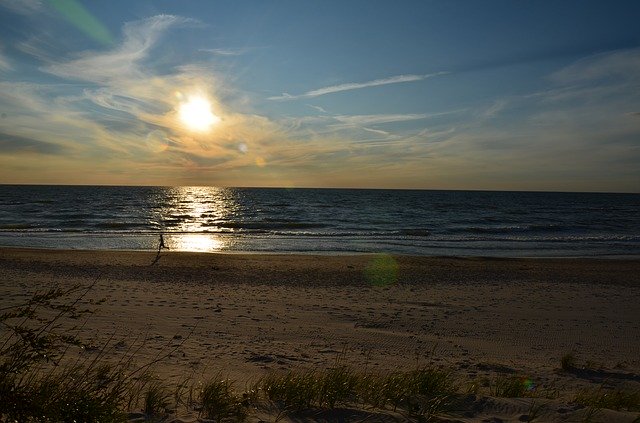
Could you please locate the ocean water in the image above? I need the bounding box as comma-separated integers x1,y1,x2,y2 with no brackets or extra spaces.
0,185,638,257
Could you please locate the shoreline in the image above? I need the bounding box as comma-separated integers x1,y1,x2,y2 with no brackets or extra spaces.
2,247,640,421
2,244,640,260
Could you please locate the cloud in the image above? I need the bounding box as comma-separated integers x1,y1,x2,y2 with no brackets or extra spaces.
0,52,11,71
333,113,432,126
268,72,448,100
200,47,248,56
361,127,390,136
307,104,328,114
0,0,42,14
0,132,65,155
46,15,196,84
479,99,508,119
551,47,640,83
4,10,637,190
0,14,205,165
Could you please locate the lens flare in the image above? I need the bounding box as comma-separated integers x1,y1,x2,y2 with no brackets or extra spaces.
364,254,398,287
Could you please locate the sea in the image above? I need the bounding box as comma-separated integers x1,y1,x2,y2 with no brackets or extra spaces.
0,185,638,257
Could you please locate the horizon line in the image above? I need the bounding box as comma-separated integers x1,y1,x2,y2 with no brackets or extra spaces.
1,183,637,195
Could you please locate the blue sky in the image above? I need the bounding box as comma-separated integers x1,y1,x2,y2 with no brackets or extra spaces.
0,0,639,191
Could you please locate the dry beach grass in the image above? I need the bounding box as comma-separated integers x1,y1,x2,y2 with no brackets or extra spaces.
1,247,639,422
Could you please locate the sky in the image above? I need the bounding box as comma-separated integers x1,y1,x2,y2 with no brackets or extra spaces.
0,0,639,192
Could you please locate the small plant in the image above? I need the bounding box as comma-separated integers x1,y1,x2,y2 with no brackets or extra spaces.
561,352,576,370
173,375,194,410
524,399,545,422
199,377,248,421
144,381,172,418
261,370,319,410
318,366,359,407
490,376,532,398
396,368,458,419
355,372,388,408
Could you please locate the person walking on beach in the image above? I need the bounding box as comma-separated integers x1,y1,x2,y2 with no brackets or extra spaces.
159,233,168,251
152,232,169,265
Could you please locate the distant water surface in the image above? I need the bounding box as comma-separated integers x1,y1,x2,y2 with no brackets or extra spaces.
0,185,638,257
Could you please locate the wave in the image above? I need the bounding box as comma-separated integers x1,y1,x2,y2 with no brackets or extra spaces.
0,223,37,230
398,228,431,237
92,222,149,230
447,224,568,235
215,221,328,230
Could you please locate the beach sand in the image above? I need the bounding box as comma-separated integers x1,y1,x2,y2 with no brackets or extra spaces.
1,247,639,422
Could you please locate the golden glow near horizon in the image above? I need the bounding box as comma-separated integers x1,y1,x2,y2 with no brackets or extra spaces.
178,94,220,132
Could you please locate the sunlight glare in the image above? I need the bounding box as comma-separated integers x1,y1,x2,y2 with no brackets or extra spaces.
171,234,225,252
178,95,220,132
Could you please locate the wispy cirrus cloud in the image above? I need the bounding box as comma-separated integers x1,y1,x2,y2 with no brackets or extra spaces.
46,15,196,84
333,111,462,126
550,47,640,83
0,52,11,72
0,0,42,14
306,104,328,113
200,47,250,56
268,72,448,100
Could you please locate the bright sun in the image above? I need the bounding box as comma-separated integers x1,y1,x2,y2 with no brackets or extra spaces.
178,96,220,132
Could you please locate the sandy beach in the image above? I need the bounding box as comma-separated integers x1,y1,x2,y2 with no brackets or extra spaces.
1,247,639,422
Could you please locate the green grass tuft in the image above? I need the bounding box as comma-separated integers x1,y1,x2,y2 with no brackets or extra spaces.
258,366,457,421
143,381,172,418
490,376,532,398
199,377,248,421
261,370,319,410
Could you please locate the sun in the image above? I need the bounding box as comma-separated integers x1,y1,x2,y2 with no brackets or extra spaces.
178,95,220,132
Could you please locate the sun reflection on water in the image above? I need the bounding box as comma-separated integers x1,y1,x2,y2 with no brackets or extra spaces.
152,186,240,252
168,233,226,252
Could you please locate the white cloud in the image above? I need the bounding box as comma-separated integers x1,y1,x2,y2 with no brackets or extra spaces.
200,47,248,56
551,47,640,84
268,72,448,100
361,127,390,136
333,113,431,126
46,15,196,84
480,99,508,119
0,52,11,72
333,110,464,127
307,104,328,114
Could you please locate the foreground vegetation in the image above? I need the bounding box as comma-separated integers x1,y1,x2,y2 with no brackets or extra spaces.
1,283,639,422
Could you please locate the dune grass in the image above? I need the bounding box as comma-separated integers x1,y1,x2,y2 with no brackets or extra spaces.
490,376,533,398
0,280,181,422
574,387,640,412
143,381,172,418
199,377,248,421
0,281,130,422
258,365,457,420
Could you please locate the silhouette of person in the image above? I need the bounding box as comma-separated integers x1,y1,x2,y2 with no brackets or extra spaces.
159,233,168,250
152,233,168,265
